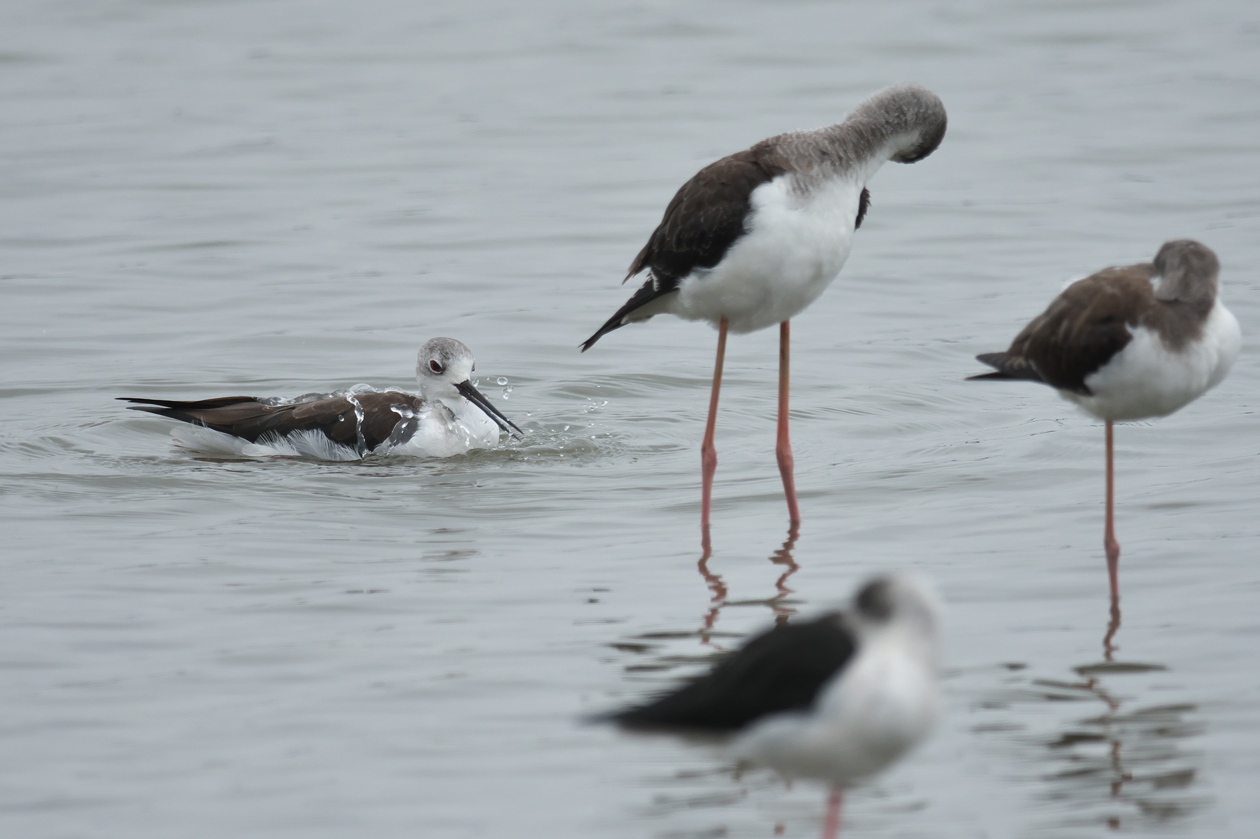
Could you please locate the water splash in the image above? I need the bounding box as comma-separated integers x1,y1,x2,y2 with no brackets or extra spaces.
344,391,368,455
386,401,420,449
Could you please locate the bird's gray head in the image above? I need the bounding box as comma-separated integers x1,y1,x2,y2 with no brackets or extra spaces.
416,337,523,438
417,337,477,389
1152,239,1220,306
853,572,943,645
849,83,948,164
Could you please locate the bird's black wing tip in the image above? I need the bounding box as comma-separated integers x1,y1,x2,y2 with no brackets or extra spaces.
967,353,1009,380
585,700,670,729
586,708,725,739
967,353,1048,384
118,397,169,412
579,322,619,353
581,708,618,726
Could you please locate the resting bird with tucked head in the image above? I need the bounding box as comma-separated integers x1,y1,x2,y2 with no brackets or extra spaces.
970,239,1240,603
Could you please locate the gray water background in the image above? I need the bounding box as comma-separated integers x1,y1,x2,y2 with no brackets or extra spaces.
3,0,1259,836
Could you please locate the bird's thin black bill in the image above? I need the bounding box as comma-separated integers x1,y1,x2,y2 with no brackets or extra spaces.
455,380,523,438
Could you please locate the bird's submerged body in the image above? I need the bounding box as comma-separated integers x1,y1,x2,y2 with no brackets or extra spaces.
123,338,521,461
143,387,502,460
400,395,503,456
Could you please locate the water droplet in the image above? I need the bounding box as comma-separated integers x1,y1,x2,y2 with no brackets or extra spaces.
497,377,508,386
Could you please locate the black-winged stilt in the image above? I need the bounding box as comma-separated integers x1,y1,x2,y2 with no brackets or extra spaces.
603,573,942,839
581,84,948,528
970,239,1240,603
122,337,522,459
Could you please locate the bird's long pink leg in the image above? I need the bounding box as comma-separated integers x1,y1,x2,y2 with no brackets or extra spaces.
700,318,729,529
821,788,843,839
777,320,801,524
1104,420,1121,604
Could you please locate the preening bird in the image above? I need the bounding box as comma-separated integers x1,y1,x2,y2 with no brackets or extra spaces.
581,83,947,528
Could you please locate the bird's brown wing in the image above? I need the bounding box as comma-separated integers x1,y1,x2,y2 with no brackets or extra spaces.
121,391,423,451
973,265,1156,395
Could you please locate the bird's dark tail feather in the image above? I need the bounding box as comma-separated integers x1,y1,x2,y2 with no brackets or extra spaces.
117,396,249,430
579,281,679,352
119,397,196,420
966,352,1045,384
582,702,729,736
579,318,622,352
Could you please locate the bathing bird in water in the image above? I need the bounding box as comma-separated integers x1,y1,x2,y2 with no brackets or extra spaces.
601,573,942,839
122,337,522,460
970,239,1240,603
581,83,947,528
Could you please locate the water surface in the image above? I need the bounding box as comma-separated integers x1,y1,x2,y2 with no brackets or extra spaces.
2,0,1259,836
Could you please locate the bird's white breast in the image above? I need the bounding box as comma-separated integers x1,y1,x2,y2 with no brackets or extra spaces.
672,175,862,333
392,396,501,457
731,631,939,786
1069,300,1241,422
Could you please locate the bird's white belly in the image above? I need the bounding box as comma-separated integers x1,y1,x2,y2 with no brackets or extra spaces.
672,176,860,333
170,425,364,461
1069,302,1241,422
731,645,939,786
391,398,500,457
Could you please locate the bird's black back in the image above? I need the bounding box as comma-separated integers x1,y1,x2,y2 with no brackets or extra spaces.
608,613,855,733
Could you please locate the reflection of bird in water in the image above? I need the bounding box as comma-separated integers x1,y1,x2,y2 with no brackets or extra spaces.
581,84,947,528
696,544,728,649
1024,661,1203,831
767,525,802,625
697,525,801,649
121,337,522,459
603,573,942,839
970,240,1239,606
1103,598,1122,661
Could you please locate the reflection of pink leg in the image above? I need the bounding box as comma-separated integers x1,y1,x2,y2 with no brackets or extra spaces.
696,528,728,648
1104,420,1120,603
1103,596,1122,662
769,523,801,625
776,321,802,524
821,788,843,839
700,318,728,530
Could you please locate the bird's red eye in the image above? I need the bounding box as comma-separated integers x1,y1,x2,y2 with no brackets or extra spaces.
429,360,444,374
